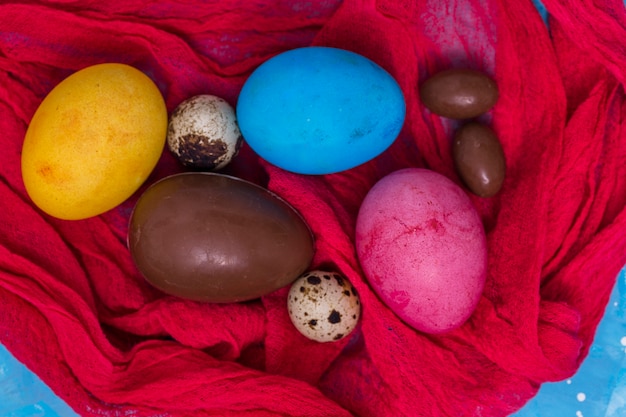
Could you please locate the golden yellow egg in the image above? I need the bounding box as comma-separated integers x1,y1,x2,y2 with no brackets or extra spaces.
21,63,167,220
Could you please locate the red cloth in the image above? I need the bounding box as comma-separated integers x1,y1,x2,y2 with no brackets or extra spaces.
1,0,625,416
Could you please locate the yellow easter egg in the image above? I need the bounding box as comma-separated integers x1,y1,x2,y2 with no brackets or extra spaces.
21,63,167,220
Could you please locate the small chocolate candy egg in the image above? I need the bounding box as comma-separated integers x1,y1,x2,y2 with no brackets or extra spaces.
287,271,360,343
128,172,315,303
453,122,506,197
420,69,499,119
167,95,243,170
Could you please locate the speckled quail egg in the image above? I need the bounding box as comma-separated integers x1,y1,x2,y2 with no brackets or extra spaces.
287,270,361,343
167,94,243,170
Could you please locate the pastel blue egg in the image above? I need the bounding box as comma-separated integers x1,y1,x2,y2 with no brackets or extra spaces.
236,46,406,175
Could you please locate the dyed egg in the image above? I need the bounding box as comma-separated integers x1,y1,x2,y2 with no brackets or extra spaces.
167,95,243,170
287,271,361,342
21,63,167,220
128,172,315,302
419,69,499,119
355,168,487,334
453,122,505,197
236,46,406,175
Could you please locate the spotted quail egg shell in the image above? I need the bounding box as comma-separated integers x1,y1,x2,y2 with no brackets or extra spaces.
167,94,242,170
287,270,361,343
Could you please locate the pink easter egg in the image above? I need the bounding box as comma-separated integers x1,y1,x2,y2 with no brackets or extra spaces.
355,168,487,334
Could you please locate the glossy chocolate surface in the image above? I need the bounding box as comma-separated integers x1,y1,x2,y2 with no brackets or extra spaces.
452,122,505,197
420,69,499,119
128,172,315,302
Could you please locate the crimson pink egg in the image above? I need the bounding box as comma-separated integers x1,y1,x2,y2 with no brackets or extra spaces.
355,168,487,334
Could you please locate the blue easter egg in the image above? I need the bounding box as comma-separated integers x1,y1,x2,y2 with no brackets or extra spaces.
236,46,406,175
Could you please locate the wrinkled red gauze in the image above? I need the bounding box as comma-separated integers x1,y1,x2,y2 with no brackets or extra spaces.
0,0,625,416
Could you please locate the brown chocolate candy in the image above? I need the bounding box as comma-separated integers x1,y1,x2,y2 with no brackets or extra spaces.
452,122,505,197
128,172,315,302
420,69,499,119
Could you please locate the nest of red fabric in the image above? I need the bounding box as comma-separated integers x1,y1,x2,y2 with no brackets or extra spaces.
1,0,625,416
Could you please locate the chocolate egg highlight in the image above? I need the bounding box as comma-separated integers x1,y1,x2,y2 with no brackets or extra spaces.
453,122,506,197
128,172,315,303
167,95,242,170
287,271,361,343
419,69,499,119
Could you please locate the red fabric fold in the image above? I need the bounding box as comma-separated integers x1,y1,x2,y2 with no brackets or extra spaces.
1,0,625,416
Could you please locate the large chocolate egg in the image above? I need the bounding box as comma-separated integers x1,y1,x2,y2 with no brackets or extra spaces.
128,172,315,302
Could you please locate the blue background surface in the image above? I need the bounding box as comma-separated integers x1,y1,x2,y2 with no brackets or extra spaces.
511,268,626,417
0,344,78,417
